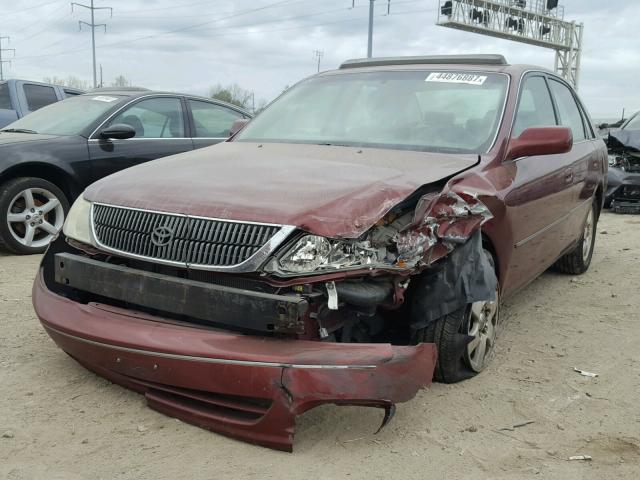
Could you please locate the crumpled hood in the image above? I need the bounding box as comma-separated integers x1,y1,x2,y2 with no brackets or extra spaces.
84,142,477,238
609,129,640,152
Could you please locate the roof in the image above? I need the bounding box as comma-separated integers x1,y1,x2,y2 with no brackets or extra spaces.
78,89,253,115
88,87,150,93
340,55,508,69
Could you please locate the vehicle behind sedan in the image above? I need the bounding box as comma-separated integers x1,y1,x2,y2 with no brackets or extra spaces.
604,111,640,212
33,55,606,451
0,90,250,254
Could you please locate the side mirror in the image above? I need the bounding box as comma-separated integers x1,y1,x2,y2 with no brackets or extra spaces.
597,123,609,130
100,123,136,140
229,118,249,137
506,126,572,161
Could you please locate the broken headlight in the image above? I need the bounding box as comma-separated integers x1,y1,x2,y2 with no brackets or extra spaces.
278,234,382,274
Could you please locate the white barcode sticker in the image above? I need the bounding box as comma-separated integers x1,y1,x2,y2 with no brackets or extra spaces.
92,95,119,102
425,72,488,86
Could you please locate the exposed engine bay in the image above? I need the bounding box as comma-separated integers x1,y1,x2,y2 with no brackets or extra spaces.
606,130,640,213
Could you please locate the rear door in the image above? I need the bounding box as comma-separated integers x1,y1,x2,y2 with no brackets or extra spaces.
186,98,248,150
88,95,194,183
500,74,577,292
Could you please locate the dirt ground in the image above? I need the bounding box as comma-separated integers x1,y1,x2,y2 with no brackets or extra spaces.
1,211,639,480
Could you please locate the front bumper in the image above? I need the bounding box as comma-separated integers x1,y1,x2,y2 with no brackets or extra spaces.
33,271,436,451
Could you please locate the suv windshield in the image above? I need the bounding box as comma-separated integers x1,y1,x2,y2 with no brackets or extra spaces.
237,70,508,153
1,94,124,136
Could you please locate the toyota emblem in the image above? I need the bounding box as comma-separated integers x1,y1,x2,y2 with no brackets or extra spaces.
150,225,174,247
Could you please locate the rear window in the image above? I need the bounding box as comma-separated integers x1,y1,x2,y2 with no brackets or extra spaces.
0,82,11,110
24,84,58,111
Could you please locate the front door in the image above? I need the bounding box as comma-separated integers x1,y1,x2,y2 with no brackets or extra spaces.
88,96,194,183
498,74,578,294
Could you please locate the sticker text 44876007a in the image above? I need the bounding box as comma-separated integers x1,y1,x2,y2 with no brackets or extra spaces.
425,72,488,86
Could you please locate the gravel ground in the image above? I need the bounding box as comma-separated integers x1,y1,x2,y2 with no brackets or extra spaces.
1,212,639,480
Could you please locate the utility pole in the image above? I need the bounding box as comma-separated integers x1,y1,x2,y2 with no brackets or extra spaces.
352,0,391,58
99,64,103,87
367,1,374,58
313,50,324,72
0,36,15,81
71,0,113,88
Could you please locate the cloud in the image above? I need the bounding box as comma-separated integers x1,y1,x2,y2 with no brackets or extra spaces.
4,0,639,117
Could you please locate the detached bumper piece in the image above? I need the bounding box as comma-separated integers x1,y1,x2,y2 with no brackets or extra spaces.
34,268,436,451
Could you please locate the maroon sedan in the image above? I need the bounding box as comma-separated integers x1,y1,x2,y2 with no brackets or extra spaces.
33,55,607,451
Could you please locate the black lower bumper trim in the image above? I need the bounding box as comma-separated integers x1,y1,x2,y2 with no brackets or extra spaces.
54,253,308,333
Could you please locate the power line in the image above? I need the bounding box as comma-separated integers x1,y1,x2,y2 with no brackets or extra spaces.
2,0,65,16
71,0,113,88
0,36,16,81
13,0,424,63
14,0,299,61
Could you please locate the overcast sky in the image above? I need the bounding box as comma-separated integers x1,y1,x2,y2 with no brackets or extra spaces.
3,0,638,117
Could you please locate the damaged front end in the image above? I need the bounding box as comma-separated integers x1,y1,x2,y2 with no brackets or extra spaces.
606,130,640,213
35,188,497,451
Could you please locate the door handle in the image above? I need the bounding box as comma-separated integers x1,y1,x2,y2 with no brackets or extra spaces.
564,168,574,183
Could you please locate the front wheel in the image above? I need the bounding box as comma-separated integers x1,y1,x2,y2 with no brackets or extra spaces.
414,250,500,383
553,201,597,275
0,177,69,255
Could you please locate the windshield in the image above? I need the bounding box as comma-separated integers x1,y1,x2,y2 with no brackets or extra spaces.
623,113,640,131
1,94,124,136
236,70,508,153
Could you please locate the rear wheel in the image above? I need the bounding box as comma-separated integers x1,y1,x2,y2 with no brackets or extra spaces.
414,250,500,383
553,201,597,275
0,177,69,255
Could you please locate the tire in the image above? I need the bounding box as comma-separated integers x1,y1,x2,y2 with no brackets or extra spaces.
553,200,597,275
414,250,500,384
0,177,69,255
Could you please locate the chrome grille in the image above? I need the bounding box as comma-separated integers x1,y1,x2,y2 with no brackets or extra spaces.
92,204,283,269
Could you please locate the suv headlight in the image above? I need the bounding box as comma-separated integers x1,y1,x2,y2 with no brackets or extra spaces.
62,195,94,245
278,234,382,274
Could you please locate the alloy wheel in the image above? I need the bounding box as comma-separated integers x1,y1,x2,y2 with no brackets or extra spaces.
6,187,64,249
582,207,595,262
465,295,499,372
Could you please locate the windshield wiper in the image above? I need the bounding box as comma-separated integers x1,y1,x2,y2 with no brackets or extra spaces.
1,128,38,134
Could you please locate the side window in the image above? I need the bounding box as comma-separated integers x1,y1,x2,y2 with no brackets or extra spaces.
548,79,586,142
24,84,58,111
109,97,185,138
513,76,557,138
189,100,244,137
0,82,11,110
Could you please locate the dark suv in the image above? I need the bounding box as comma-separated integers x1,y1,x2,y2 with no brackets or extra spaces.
33,55,606,451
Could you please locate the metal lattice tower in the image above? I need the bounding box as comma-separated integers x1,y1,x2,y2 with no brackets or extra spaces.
71,0,113,88
436,0,584,88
